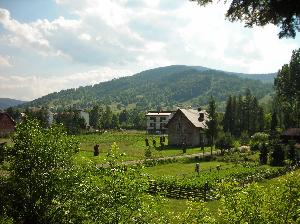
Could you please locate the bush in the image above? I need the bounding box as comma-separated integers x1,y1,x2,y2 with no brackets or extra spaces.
251,132,269,144
259,143,269,165
240,131,250,145
270,141,285,166
216,133,234,155
0,119,82,223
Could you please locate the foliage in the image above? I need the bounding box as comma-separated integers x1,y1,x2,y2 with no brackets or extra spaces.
0,119,81,223
251,132,269,144
89,104,102,129
240,131,250,145
149,163,283,200
191,0,300,38
223,90,265,137
25,107,51,128
55,109,86,134
215,132,234,155
275,48,300,128
250,132,269,152
259,142,269,165
206,97,219,155
178,201,216,223
270,141,285,166
286,140,298,165
22,66,273,111
217,171,300,223
0,120,170,223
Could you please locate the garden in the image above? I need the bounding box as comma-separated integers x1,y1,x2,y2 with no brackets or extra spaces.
0,121,299,223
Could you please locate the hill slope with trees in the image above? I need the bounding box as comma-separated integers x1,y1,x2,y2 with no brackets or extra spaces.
0,98,27,110
23,65,274,110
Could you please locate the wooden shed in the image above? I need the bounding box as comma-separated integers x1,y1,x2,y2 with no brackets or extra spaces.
0,112,16,137
281,128,300,143
166,108,209,147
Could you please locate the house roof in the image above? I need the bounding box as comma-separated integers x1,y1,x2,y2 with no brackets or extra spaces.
282,128,300,136
0,112,16,125
146,112,173,116
167,108,209,129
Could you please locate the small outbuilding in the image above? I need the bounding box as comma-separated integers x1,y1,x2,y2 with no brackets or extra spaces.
0,112,16,137
166,108,209,147
281,128,300,143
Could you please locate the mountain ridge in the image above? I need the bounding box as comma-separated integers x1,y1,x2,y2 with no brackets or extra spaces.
0,98,27,110
20,65,275,111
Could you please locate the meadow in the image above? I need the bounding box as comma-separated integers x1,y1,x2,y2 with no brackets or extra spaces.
74,131,214,163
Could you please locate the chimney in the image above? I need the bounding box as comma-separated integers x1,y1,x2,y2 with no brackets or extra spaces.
198,112,204,122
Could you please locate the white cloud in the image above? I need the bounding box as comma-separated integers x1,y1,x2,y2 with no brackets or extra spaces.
0,0,299,100
0,67,131,101
0,9,50,52
79,33,91,41
0,55,11,67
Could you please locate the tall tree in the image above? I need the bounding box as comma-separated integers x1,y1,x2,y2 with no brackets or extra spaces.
191,0,300,38
223,95,233,133
90,105,102,129
275,48,300,128
207,96,218,155
103,106,113,129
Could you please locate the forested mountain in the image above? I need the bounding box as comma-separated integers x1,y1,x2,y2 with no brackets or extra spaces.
23,65,274,110
191,66,276,83
0,98,26,109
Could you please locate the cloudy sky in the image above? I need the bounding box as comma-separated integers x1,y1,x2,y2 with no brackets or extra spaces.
0,0,299,101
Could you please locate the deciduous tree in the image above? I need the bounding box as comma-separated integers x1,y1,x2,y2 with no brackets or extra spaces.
191,0,300,38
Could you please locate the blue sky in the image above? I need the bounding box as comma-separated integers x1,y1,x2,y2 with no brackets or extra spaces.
0,0,299,101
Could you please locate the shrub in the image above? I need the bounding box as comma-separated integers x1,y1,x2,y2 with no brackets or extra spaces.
216,133,234,155
270,141,285,166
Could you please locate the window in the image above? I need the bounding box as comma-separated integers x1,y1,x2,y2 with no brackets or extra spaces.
150,116,156,121
160,117,166,122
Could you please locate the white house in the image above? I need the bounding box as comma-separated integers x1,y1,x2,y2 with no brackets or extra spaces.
145,111,174,134
77,109,90,128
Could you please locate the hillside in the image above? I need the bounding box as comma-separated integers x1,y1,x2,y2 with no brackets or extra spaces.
0,98,26,110
23,65,274,110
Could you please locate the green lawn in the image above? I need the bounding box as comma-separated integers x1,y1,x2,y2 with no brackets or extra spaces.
144,161,232,177
74,132,214,163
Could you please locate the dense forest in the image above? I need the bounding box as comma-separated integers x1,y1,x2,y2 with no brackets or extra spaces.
21,65,274,111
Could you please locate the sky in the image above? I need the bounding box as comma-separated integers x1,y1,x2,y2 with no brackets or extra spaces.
0,0,299,101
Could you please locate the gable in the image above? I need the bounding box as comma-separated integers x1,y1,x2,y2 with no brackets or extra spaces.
166,108,208,129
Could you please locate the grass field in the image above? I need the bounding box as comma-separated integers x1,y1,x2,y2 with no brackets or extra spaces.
144,161,232,177
1,131,215,163
74,131,214,163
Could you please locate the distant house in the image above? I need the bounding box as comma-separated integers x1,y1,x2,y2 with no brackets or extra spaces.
166,108,209,147
0,112,16,137
76,109,90,128
145,111,174,134
281,128,300,143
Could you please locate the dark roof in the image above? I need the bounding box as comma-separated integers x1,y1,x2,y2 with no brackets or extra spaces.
281,128,300,136
0,112,16,125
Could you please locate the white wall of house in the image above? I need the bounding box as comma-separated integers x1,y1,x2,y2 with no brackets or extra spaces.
79,111,89,127
146,112,173,134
